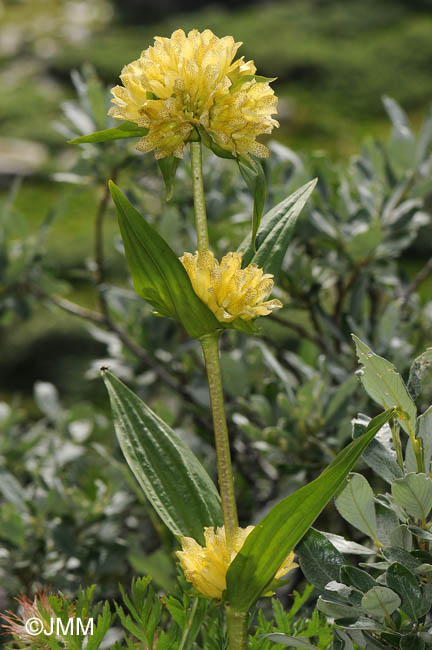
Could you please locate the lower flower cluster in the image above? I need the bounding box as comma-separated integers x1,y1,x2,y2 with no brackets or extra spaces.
177,525,297,599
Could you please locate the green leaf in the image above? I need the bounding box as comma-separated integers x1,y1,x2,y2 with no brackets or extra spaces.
408,525,432,542
68,120,149,144
346,219,382,264
333,629,356,650
237,154,266,250
101,370,223,543
375,502,399,547
406,406,432,474
109,181,219,339
0,503,26,547
400,636,425,650
316,599,357,620
353,418,403,484
323,532,375,555
229,74,277,94
391,473,432,520
196,126,235,160
352,335,417,439
390,525,413,551
334,473,380,544
157,156,179,201
386,562,422,620
382,96,413,140
229,317,261,335
260,634,320,649
416,104,432,164
296,528,345,591
239,179,317,278
225,408,396,612
336,618,384,632
382,547,424,573
128,550,174,592
340,566,377,594
361,586,401,618
407,348,432,400
0,469,29,514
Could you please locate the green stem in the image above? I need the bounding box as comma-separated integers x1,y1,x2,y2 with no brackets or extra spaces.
190,141,210,252
226,608,248,650
201,334,239,551
178,598,198,650
190,139,243,649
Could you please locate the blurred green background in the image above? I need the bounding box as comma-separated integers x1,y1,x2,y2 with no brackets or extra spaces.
2,0,432,159
1,0,432,385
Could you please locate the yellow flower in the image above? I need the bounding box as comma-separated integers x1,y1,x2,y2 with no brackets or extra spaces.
109,28,278,159
176,525,297,599
180,250,282,323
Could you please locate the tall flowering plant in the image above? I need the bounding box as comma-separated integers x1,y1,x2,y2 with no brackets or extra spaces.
71,29,398,649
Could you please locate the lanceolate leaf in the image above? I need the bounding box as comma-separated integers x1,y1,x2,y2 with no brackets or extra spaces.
102,370,223,543
109,181,219,339
352,335,417,439
157,155,179,201
69,120,149,144
239,179,317,278
237,154,266,250
225,408,396,612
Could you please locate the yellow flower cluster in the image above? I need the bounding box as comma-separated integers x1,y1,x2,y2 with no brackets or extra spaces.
177,525,297,599
109,28,278,159
180,250,282,323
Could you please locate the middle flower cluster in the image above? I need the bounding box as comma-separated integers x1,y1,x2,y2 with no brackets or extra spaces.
180,250,282,323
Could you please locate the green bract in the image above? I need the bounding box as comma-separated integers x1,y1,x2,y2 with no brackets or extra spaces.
69,120,149,144
109,181,220,339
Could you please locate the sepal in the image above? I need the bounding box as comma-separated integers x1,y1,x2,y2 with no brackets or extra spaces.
68,120,148,144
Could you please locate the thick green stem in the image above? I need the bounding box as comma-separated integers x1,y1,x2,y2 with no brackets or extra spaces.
226,608,248,650
190,139,243,649
201,334,239,550
190,141,210,252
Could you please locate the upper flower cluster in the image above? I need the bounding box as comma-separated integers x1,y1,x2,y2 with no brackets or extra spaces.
180,250,282,323
109,28,278,159
177,525,297,599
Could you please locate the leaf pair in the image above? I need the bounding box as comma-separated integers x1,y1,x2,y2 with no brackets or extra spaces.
109,180,316,338
102,365,395,612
